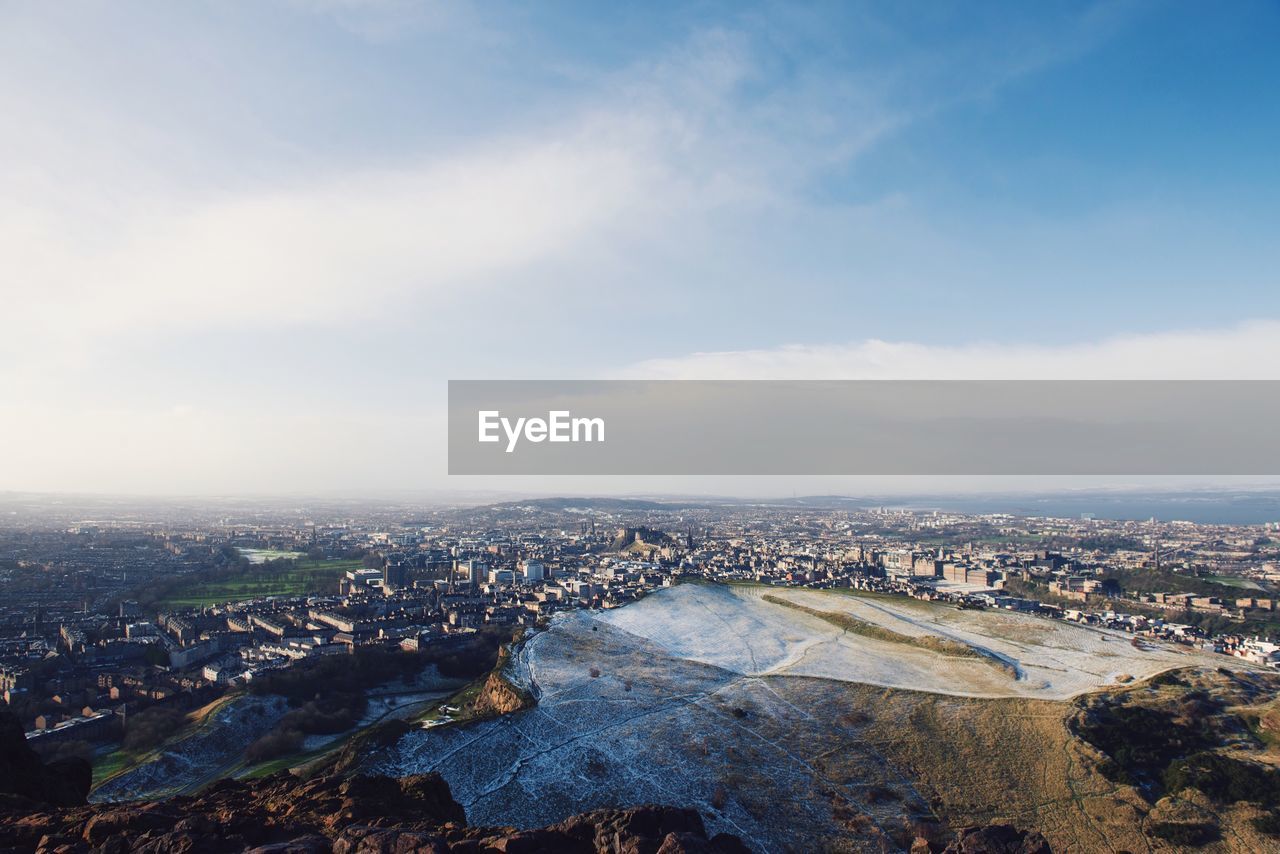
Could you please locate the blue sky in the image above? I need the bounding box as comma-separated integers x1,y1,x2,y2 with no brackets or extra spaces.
2,0,1279,493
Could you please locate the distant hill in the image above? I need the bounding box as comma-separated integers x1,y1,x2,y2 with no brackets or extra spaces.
487,496,722,512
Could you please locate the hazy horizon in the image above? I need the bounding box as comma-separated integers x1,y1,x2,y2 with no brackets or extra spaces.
6,479,1280,527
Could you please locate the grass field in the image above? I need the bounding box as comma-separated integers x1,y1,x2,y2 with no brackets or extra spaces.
156,559,362,608
239,743,334,780
92,747,136,786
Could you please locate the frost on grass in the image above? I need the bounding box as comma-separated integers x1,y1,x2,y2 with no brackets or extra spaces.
92,694,289,803
371,613,932,851
600,584,1221,699
367,586,1240,851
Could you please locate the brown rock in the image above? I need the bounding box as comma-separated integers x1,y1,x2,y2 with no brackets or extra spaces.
554,804,709,852
244,836,333,854
333,825,449,854
472,674,536,718
0,763,749,854
657,831,715,853
942,824,1052,854
81,809,175,845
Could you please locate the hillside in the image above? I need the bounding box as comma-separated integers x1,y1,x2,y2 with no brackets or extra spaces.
0,702,1051,853
13,584,1280,851
366,585,1280,852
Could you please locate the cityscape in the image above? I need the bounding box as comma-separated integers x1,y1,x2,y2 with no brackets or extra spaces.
6,0,1280,851
3,493,1280,849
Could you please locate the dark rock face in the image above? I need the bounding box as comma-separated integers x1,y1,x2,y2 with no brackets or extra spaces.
0,704,93,807
912,824,1052,854
0,763,751,854
2,702,748,852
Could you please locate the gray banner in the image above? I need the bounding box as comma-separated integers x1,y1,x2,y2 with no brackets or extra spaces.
448,380,1280,475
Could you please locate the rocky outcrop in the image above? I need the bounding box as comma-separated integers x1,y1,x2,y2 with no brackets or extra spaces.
0,765,751,853
0,705,92,808
912,824,1052,854
471,672,534,718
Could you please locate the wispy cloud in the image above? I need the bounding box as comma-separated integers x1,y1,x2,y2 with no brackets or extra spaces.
627,321,1280,380
0,25,893,365
3,1,1216,495
3,7,1114,355
5,133,648,337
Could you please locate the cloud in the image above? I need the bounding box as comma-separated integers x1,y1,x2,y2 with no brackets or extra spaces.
0,8,1123,359
626,321,1280,380
0,26,850,358
3,127,665,343
0,403,445,494
0,4,1200,496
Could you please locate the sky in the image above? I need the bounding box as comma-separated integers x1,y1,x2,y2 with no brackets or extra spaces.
2,0,1279,496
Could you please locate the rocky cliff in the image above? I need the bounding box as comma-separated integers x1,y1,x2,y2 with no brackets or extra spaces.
1,770,753,853
471,671,535,718
0,706,92,808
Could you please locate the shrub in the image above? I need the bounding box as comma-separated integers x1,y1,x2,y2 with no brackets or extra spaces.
1146,821,1219,846
1149,670,1187,688
1162,752,1280,807
1252,811,1280,838
866,785,901,804
31,738,93,764
244,727,303,763
1073,702,1218,787
241,628,516,767
249,632,508,704
710,784,727,810
278,693,365,735
122,707,187,752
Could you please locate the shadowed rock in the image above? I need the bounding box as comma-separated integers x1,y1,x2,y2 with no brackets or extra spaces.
0,760,752,853
912,824,1052,854
0,704,93,807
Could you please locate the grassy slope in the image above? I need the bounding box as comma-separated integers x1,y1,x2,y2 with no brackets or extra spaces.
800,668,1280,853
91,693,243,789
